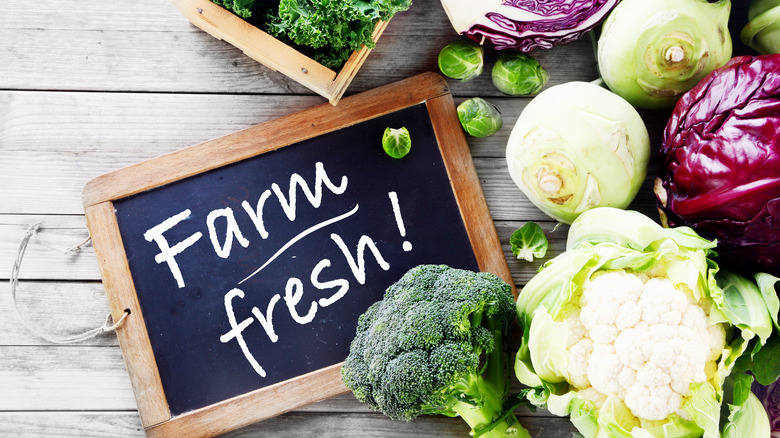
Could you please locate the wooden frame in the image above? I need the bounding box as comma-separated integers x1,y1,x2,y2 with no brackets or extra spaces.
83,73,513,438
169,0,388,105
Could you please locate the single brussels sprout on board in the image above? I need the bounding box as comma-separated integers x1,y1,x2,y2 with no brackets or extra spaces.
437,41,484,81
382,127,411,159
492,52,549,96
457,97,503,138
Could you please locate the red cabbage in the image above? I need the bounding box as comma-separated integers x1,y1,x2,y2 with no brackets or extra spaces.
656,54,780,276
751,380,780,435
440,0,619,52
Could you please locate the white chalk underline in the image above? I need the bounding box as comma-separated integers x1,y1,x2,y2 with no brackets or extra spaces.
238,204,359,285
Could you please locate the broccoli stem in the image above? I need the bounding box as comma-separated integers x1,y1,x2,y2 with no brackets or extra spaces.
450,384,530,438
449,323,531,438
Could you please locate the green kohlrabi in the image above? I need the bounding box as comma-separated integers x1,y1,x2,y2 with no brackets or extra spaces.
505,81,649,224
438,41,484,81
742,0,780,55
510,222,548,262
492,52,549,96
514,207,776,438
457,97,503,137
597,0,732,109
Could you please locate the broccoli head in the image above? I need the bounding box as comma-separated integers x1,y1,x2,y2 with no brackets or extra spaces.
341,264,530,438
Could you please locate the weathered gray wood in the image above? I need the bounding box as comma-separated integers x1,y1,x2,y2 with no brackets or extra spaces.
0,344,556,416
1,281,113,346
0,215,97,281
0,0,598,97
0,411,576,438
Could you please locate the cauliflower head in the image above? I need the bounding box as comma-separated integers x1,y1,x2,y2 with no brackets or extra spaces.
554,270,725,422
514,208,775,438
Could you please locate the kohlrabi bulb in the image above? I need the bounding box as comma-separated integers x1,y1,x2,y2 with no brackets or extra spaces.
741,0,780,55
457,97,503,137
506,82,650,224
438,41,484,81
597,0,732,109
492,52,548,96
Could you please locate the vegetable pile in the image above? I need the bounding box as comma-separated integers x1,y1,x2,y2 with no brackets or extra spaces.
211,0,412,69
655,54,780,277
341,265,528,438
515,207,775,437
340,1,780,437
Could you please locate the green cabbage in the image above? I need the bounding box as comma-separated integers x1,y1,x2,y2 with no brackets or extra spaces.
514,208,775,437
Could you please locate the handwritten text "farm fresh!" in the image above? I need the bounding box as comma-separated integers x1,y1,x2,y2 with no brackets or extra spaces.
142,162,412,378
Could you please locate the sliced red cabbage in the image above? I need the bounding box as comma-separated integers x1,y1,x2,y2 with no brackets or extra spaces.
439,0,619,51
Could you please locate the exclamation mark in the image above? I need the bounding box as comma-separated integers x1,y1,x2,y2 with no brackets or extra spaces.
388,192,412,252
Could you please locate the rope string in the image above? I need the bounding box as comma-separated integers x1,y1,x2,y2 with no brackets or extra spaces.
10,222,129,344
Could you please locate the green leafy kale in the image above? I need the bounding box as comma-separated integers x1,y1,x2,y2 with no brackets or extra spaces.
211,0,412,69
211,0,258,18
265,0,412,68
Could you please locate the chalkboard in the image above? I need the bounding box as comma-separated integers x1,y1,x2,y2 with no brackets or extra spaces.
83,73,512,438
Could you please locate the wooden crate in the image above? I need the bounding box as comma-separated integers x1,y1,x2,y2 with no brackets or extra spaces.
169,0,387,105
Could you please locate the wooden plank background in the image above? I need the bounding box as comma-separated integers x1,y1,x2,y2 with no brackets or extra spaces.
0,0,666,436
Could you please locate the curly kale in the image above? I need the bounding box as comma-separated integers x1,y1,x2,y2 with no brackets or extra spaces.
211,0,258,18
264,0,412,69
212,0,411,69
341,265,530,438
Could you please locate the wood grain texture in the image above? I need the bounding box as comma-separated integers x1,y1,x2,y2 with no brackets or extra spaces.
426,95,515,291
85,202,171,427
81,73,450,207
146,365,348,438
0,411,575,438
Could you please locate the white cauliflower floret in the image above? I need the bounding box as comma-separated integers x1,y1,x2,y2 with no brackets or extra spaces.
566,337,593,389
563,270,726,422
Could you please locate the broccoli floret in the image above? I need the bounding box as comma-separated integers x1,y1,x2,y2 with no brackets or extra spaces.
342,264,530,438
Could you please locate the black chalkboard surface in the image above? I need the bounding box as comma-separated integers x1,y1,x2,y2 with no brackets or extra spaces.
114,102,479,416
83,74,512,438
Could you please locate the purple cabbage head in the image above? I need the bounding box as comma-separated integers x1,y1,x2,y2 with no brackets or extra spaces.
751,380,780,435
441,0,619,52
656,54,780,276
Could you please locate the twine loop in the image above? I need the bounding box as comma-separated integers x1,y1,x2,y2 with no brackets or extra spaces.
10,222,129,344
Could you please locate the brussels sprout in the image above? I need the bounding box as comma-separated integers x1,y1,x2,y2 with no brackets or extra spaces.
509,222,548,262
382,127,411,159
597,0,732,109
457,98,503,137
438,41,484,81
492,52,549,96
